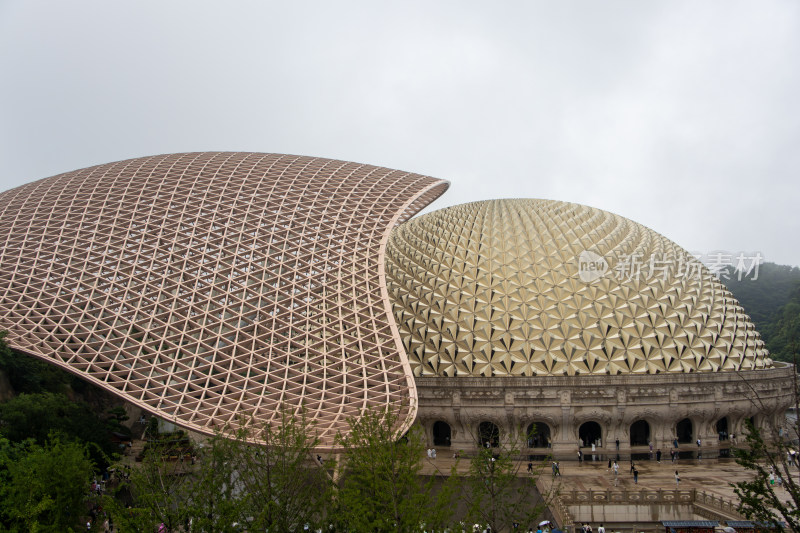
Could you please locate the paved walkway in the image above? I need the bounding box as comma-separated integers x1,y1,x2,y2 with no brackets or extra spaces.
419,454,796,504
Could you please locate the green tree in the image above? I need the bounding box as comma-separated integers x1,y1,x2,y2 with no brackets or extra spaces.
0,331,75,395
722,263,800,327
333,408,457,532
732,336,800,529
761,288,800,362
0,392,117,467
721,263,800,363
732,419,800,529
107,410,331,532
106,435,195,532
461,428,554,532
235,409,331,532
0,435,97,532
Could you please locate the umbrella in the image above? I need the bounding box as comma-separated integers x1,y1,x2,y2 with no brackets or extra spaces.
539,521,551,526
722,528,736,533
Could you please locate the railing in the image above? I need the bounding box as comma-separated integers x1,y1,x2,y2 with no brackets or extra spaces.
535,479,573,529
559,487,695,504
549,491,574,530
551,488,745,521
694,490,745,519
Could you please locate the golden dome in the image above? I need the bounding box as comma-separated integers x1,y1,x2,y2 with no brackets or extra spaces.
385,199,770,377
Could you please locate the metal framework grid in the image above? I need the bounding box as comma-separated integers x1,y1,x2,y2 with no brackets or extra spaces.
0,152,448,446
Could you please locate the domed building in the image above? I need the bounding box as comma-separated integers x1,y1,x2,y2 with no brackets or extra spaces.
0,154,793,452
385,199,793,455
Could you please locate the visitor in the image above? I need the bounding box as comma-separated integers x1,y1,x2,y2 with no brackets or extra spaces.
598,524,605,533
578,450,583,462
656,449,662,463
527,462,533,474
675,470,680,487
633,468,639,484
696,438,701,447
630,459,635,473
615,438,620,450
607,458,611,471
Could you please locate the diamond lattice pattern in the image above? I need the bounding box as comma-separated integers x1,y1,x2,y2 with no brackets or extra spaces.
385,199,770,377
0,152,448,445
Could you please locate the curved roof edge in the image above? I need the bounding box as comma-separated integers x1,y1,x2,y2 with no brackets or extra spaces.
0,152,449,448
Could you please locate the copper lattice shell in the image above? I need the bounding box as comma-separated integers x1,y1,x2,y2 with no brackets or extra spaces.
0,152,448,446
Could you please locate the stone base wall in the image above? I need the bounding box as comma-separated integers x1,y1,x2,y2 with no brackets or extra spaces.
415,363,795,457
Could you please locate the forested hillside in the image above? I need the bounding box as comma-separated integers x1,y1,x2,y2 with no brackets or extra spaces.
722,262,800,362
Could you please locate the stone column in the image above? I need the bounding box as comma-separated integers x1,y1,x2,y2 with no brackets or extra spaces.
552,390,576,458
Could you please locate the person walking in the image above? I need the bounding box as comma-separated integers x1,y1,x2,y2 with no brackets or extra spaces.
675,470,680,487
633,467,639,484
656,449,662,463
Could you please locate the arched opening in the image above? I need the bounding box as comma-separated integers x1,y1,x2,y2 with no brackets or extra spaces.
630,420,650,447
676,418,693,443
479,421,500,448
716,417,729,441
433,421,451,447
579,421,602,448
526,422,551,448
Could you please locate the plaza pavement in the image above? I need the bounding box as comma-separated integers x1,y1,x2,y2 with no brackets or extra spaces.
418,453,795,505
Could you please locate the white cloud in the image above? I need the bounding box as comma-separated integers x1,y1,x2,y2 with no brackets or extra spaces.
0,0,798,265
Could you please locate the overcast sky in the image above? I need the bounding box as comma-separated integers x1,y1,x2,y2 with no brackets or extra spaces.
1,1,798,266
